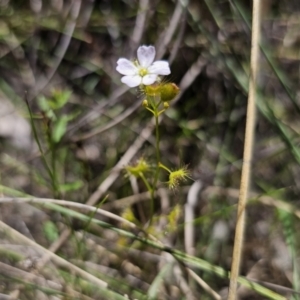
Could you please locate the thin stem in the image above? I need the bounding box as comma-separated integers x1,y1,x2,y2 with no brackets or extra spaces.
51,143,59,198
139,172,153,194
140,171,155,224
145,107,156,114
154,113,161,165
144,95,163,225
25,98,57,194
158,162,172,173
157,109,167,116
228,0,261,299
148,113,161,224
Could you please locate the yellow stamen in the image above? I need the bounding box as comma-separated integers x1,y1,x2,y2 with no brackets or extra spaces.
139,68,148,77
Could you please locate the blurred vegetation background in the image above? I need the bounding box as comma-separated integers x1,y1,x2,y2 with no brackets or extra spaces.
0,0,300,299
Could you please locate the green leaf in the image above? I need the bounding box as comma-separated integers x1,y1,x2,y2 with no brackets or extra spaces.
147,262,173,299
51,115,69,143
59,180,84,192
49,90,72,110
37,96,50,112
43,221,59,242
37,96,56,119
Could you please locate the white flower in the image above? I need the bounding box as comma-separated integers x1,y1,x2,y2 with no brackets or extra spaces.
116,45,171,87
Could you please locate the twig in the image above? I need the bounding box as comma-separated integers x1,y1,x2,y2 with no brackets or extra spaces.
185,180,203,256
102,186,190,210
0,261,94,300
188,269,221,300
71,100,141,142
156,0,188,59
0,197,142,230
228,0,261,299
0,220,108,289
35,0,82,94
130,0,149,54
66,85,129,136
0,262,62,292
0,293,18,300
203,185,300,221
169,8,187,64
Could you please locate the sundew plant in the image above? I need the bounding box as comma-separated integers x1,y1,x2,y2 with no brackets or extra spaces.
0,1,300,300
117,45,189,219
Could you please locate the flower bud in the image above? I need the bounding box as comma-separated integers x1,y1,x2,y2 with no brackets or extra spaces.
144,84,160,97
125,158,150,177
163,102,169,109
160,83,180,102
168,166,190,190
142,99,148,107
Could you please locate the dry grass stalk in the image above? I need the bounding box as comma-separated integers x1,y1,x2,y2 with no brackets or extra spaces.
228,0,262,299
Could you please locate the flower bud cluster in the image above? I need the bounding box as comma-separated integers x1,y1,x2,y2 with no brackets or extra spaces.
167,166,190,190
125,158,150,178
116,45,179,111
143,82,179,106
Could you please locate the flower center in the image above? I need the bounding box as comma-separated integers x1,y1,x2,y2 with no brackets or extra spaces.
139,67,148,77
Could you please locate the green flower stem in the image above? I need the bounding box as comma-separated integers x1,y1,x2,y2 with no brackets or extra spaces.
156,100,162,108
143,95,163,225
139,171,155,223
142,94,166,225
147,95,162,179
139,172,152,194
158,162,171,174
154,113,161,166
147,112,161,224
145,107,155,114
157,109,167,116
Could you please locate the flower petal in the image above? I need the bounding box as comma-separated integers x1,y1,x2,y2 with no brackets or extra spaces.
142,74,157,85
148,61,171,75
137,45,155,68
121,75,142,87
116,58,138,75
